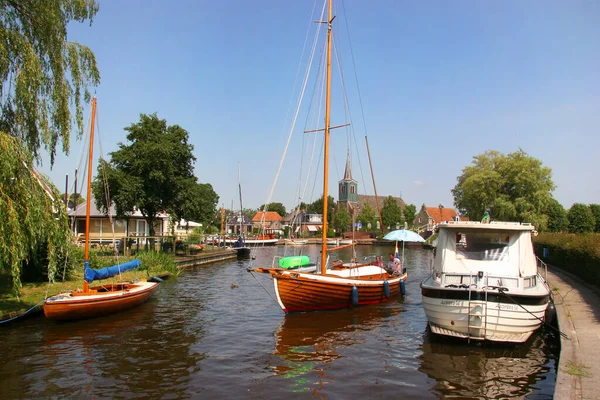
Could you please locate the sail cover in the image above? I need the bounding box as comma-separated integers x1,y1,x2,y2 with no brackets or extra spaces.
84,258,141,283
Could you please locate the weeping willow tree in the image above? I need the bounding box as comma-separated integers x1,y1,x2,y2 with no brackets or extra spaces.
0,134,72,294
0,1,100,294
0,0,101,162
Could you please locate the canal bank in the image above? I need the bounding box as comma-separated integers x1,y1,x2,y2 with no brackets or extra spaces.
547,266,600,400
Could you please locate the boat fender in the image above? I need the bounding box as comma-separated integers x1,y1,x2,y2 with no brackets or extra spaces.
351,285,359,305
149,276,163,283
400,280,406,296
545,301,557,326
383,280,390,298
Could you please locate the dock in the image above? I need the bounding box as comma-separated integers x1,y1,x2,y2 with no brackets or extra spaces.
547,266,600,400
175,249,238,269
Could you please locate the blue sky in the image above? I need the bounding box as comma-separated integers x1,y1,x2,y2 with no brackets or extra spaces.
41,0,600,213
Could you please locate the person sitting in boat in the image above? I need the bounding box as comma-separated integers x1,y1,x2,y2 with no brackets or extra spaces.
385,253,401,274
373,255,384,267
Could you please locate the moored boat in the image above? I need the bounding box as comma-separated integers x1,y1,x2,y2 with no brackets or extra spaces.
44,97,159,321
420,220,551,343
250,0,407,314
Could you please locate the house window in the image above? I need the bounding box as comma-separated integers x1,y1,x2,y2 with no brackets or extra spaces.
341,185,346,194
418,217,421,224
350,186,355,194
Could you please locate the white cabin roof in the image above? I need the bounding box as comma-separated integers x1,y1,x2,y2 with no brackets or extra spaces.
438,221,535,232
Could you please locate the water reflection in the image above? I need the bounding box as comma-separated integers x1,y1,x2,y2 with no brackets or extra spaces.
38,292,206,398
272,305,401,378
419,328,557,399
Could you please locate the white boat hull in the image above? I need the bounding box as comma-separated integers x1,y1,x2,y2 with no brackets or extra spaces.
421,277,550,343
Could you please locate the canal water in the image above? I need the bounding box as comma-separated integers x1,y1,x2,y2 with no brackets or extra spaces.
0,245,558,399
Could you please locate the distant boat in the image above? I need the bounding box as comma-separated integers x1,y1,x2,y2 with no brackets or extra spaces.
283,238,309,246
231,163,251,257
44,97,159,321
251,0,407,313
420,220,552,343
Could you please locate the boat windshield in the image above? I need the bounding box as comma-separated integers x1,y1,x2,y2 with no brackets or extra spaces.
455,231,510,262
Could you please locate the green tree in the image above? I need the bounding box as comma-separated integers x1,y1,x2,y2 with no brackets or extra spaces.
568,203,595,233
545,198,568,233
333,207,352,234
357,203,377,232
381,196,402,232
258,202,286,217
589,204,600,233
452,149,555,230
403,204,417,228
178,183,219,226
93,113,203,241
0,1,99,293
1,0,101,162
0,134,72,293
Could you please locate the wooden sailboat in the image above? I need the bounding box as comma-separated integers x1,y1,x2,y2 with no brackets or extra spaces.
253,0,407,313
44,97,159,321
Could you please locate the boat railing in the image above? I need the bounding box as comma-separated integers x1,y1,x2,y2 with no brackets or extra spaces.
536,256,548,282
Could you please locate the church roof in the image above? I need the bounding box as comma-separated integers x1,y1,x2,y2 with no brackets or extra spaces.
342,151,356,182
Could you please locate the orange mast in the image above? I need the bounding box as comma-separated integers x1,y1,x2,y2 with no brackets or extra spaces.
320,0,333,275
83,96,97,293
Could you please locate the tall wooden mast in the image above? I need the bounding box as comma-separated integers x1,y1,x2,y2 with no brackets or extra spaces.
320,0,334,275
83,96,97,292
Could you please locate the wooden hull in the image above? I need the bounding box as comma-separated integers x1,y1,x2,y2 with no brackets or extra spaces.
269,266,407,313
44,281,159,321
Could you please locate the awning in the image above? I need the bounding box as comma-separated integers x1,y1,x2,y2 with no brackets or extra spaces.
307,225,321,232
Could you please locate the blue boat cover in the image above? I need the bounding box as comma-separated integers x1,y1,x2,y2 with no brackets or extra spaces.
84,258,141,283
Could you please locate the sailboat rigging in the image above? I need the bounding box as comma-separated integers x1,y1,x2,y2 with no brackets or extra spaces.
231,163,251,257
44,97,159,321
251,0,408,313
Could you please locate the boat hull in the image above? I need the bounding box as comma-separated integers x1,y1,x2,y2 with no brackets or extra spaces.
44,281,159,321
270,267,407,313
421,279,550,343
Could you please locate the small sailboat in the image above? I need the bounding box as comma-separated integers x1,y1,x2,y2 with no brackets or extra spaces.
231,163,251,257
252,0,407,313
44,97,159,321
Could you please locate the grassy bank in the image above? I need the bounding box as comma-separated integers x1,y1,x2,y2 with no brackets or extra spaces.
0,251,180,316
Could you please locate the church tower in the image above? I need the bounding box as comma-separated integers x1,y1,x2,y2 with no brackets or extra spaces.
338,151,358,206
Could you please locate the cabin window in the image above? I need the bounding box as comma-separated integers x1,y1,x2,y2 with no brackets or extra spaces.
455,232,510,262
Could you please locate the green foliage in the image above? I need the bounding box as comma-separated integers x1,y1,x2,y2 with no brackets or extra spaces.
182,183,219,226
0,133,72,294
258,202,286,217
568,203,595,233
333,207,352,234
0,0,100,163
381,196,402,232
544,198,569,233
403,204,417,228
452,149,555,230
137,251,180,277
93,113,213,237
589,204,600,233
357,203,377,232
534,232,600,288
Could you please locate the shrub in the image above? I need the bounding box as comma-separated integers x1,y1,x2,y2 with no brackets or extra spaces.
534,232,600,288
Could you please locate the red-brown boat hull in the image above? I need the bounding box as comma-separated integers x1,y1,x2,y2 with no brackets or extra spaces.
44,281,159,321
269,268,406,313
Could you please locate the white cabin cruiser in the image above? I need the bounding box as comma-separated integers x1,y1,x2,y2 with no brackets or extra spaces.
421,221,551,343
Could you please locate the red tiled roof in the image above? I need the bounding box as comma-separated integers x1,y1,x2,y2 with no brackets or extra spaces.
252,211,282,222
426,207,458,224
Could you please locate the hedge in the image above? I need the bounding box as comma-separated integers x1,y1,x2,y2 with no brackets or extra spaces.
533,232,600,288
